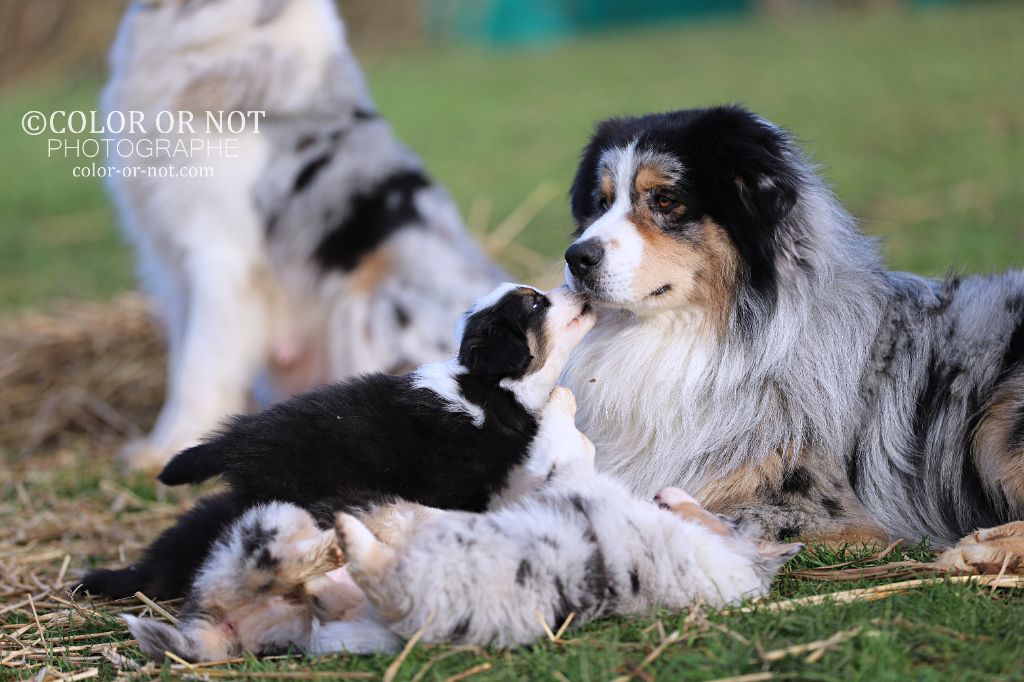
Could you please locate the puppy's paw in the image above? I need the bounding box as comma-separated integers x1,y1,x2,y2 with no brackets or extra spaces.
547,386,577,418
335,514,374,564
653,486,699,508
580,432,596,465
292,530,346,576
335,513,395,581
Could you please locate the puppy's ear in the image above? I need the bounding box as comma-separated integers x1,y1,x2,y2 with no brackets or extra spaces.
459,325,532,379
122,614,197,662
755,541,804,575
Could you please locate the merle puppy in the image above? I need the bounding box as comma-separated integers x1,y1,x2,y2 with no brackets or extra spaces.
82,284,594,599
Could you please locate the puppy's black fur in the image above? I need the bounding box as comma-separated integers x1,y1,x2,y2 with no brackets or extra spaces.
82,287,560,599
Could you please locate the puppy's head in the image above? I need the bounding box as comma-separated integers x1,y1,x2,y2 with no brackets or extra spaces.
654,486,803,577
565,106,803,330
457,283,595,385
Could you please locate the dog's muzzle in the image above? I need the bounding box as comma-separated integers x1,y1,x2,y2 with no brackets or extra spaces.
564,239,605,289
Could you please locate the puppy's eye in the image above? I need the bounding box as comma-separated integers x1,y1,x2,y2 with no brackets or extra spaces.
654,193,677,211
598,196,611,212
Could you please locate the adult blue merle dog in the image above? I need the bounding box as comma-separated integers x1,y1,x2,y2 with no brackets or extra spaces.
105,0,500,472
562,105,1024,549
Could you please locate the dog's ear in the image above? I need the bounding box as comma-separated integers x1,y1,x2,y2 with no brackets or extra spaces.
459,324,533,379
692,106,800,230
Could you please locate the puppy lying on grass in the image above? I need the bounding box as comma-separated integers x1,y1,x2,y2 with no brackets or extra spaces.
83,283,594,600
125,389,802,660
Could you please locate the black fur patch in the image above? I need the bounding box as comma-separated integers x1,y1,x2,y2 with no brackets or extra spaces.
449,617,471,641
313,169,431,272
255,548,279,571
999,296,1024,378
516,559,533,585
393,304,411,328
781,467,813,496
241,521,277,559
776,525,802,541
629,567,641,595
540,535,560,550
820,496,843,517
293,153,332,193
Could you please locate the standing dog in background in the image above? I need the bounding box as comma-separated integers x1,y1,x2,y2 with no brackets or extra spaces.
105,0,501,471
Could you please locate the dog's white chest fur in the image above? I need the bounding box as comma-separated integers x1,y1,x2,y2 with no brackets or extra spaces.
563,309,720,496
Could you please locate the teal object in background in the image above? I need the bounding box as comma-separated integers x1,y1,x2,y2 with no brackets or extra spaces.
426,0,752,47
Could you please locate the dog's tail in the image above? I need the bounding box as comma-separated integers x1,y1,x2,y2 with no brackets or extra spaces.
79,491,245,600
158,442,225,486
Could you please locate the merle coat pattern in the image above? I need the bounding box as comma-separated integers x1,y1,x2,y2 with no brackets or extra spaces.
105,0,501,472
561,105,1024,547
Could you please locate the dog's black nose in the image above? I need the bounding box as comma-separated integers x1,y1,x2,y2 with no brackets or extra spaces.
565,240,605,278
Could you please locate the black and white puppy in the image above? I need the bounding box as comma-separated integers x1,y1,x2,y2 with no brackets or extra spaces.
82,283,594,599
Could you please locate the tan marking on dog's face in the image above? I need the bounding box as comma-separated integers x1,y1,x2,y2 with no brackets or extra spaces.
626,211,739,335
634,165,675,196
599,171,615,207
973,372,1024,505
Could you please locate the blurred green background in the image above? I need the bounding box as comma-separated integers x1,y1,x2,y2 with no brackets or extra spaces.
0,0,1021,312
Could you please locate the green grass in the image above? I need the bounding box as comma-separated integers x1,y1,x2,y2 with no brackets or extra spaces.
1,2,1022,311
2,459,1022,681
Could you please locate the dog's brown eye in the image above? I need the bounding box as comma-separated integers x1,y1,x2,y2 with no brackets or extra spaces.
598,196,611,212
654,194,676,210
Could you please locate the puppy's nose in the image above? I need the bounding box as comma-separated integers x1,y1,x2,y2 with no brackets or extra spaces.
565,240,605,279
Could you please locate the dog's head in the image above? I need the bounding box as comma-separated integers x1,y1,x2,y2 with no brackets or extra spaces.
457,284,595,398
114,0,333,58
565,106,805,332
654,486,803,578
